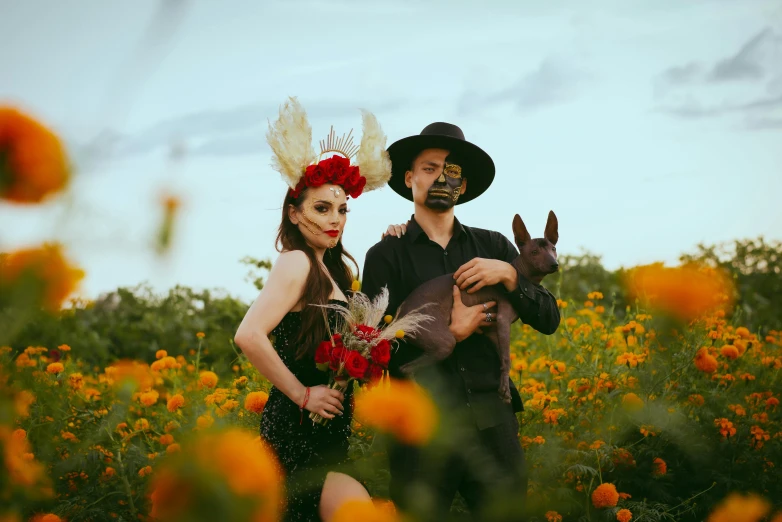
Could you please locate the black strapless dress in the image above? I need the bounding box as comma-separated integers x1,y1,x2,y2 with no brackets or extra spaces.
260,301,355,522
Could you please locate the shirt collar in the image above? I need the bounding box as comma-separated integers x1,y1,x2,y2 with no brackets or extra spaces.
407,215,466,243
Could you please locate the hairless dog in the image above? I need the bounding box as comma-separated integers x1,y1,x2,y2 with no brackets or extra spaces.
394,211,559,403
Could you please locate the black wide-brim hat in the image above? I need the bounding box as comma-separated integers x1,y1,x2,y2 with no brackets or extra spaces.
386,122,495,205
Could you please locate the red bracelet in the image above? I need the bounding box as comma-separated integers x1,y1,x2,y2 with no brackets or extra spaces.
299,387,311,425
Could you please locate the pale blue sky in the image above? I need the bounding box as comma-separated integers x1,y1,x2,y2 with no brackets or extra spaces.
2,0,781,302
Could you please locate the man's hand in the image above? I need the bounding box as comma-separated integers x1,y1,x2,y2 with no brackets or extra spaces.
449,285,497,342
382,221,409,239
454,258,518,293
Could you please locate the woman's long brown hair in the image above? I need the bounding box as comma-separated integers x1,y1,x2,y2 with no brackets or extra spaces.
276,187,358,359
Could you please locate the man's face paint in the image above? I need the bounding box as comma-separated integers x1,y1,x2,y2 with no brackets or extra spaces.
425,160,464,211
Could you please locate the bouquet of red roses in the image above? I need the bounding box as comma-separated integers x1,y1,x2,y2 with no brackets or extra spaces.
309,285,432,425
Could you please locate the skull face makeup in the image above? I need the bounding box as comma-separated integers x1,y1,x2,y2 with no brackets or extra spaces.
406,148,466,212
289,183,348,250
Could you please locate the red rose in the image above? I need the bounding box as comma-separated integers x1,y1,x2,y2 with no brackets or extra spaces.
332,334,343,347
354,324,379,341
346,175,366,199
367,363,384,383
315,341,332,364
289,179,306,199
305,164,328,187
330,160,352,184
370,339,391,367
344,350,369,380
329,346,347,371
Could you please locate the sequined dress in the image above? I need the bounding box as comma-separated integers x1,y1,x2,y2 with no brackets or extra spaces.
260,300,355,522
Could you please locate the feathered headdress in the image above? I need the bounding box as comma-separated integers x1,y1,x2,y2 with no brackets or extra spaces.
266,97,392,199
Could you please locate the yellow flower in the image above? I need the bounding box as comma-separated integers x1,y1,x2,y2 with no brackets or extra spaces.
592,483,619,508
196,332,205,339
0,106,70,203
355,379,438,445
68,373,84,390
139,390,160,407
58,344,71,351
707,492,770,522
395,330,405,339
351,280,361,292
244,391,269,414
384,315,393,324
46,362,64,374
199,371,218,389
196,414,214,429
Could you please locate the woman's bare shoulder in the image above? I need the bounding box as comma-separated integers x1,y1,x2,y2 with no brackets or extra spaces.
271,250,312,281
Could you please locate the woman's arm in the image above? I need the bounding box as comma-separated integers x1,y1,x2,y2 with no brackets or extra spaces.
234,250,344,419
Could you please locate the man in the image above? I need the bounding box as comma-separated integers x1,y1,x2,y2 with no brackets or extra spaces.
362,122,560,519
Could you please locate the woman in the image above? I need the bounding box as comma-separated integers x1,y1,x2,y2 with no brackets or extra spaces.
234,97,391,522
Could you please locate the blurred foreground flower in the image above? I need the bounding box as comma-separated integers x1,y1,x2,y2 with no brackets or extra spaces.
156,192,181,255
332,499,401,522
0,106,70,204
0,243,84,311
148,428,281,522
354,379,437,445
707,492,770,522
623,263,734,321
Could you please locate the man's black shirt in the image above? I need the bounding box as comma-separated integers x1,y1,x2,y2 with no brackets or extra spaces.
362,216,560,430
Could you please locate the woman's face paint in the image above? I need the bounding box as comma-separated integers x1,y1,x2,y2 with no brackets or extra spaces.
291,183,348,250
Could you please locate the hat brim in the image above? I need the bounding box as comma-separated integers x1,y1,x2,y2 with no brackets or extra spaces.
386,134,495,205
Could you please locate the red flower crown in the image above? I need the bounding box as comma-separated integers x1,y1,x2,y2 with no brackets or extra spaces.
289,155,367,200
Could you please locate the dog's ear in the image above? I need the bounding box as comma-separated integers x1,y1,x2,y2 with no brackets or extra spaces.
512,214,531,247
544,210,559,245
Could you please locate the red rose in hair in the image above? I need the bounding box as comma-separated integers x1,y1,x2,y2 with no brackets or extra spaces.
370,339,391,367
347,175,366,199
305,164,328,187
289,179,306,199
344,350,369,379
315,341,332,364
330,158,352,184
329,346,347,371
367,363,384,383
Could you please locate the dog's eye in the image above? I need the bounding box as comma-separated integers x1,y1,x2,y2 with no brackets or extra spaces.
552,246,556,251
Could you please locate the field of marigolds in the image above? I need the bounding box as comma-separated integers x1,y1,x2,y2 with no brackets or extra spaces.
2,106,782,522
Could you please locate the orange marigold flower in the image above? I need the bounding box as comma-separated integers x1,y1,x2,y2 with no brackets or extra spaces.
735,327,751,339
29,515,63,522
623,263,734,321
652,457,667,476
159,434,174,446
155,350,167,359
135,418,150,431
331,499,398,522
714,418,736,438
707,492,770,522
68,373,84,391
0,106,70,203
720,345,739,359
244,391,269,414
617,509,633,522
621,393,644,412
688,394,705,406
619,492,632,500
139,390,159,407
58,344,70,351
545,512,563,522
355,379,438,445
46,362,64,374
592,482,619,508
196,414,213,429
196,332,205,339
138,465,153,478
766,397,780,409
103,466,116,478
165,443,180,454
695,348,719,373
0,243,84,311
199,371,218,389
167,394,185,412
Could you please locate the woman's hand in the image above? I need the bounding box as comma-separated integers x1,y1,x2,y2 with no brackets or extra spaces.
302,384,345,419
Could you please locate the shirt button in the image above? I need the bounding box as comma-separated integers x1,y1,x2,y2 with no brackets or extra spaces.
467,389,472,394
519,293,524,299
460,367,465,372
444,251,448,256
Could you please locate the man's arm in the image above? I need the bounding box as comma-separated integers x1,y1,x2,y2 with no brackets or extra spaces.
362,243,423,378
496,235,561,335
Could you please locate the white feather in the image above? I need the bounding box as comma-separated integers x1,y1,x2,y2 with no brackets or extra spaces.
356,110,392,193
266,97,317,189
